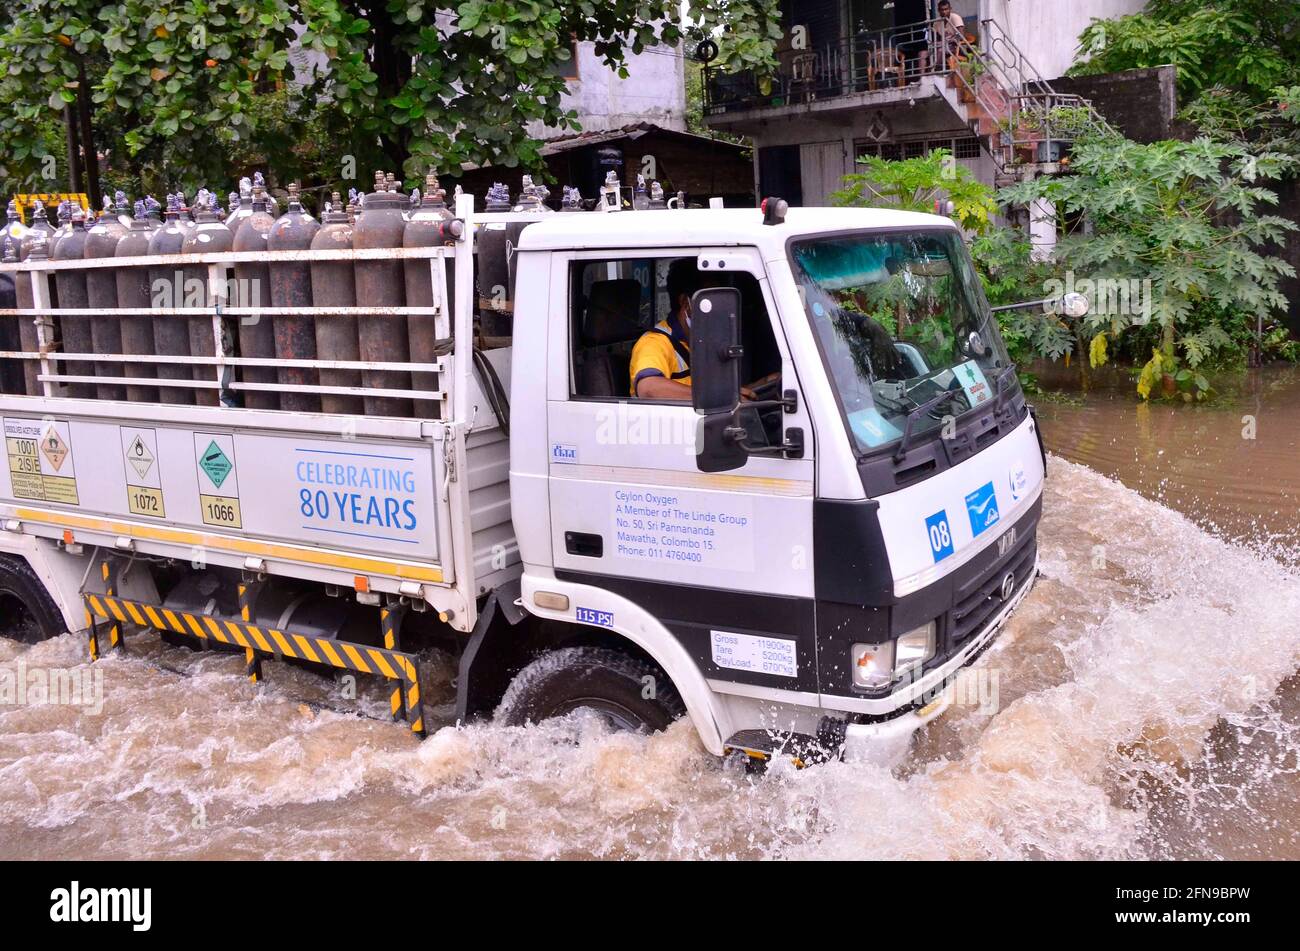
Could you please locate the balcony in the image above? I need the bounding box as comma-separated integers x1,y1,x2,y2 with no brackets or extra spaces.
704,17,1115,176
704,19,965,120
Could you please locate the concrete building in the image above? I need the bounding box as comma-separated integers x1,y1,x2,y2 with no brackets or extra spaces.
703,0,1150,247
526,39,688,141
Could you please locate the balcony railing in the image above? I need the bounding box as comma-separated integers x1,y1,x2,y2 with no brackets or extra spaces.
704,19,965,115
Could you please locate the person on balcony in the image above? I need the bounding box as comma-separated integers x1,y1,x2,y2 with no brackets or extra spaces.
928,1,966,71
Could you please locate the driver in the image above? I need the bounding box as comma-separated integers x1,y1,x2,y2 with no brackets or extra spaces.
630,259,778,401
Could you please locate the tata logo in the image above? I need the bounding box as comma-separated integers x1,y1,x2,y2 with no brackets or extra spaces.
999,572,1016,602
997,525,1018,558
550,443,578,464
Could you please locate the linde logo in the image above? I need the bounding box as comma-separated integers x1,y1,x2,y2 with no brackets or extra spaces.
49,881,151,932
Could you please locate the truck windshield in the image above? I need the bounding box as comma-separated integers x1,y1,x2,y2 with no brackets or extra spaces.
790,229,1010,455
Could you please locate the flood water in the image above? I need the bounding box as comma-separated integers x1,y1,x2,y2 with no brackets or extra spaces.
1,370,1298,860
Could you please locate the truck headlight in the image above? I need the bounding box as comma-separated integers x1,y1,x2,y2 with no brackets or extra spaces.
852,621,936,689
894,621,936,678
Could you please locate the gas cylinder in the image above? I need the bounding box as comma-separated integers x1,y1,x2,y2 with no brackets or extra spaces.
0,199,29,249
3,202,35,395
115,199,159,402
148,194,196,404
475,182,512,337
0,238,20,395
268,182,321,413
181,189,234,407
49,200,73,256
501,175,551,324
648,181,668,210
20,234,56,398
225,178,252,233
353,170,411,417
232,173,278,409
310,191,363,415
48,202,94,399
84,192,131,400
403,170,455,418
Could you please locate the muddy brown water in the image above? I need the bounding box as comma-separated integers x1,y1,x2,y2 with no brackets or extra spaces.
1,370,1298,859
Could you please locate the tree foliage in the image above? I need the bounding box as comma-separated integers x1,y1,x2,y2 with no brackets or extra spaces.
0,1,781,197
830,149,998,235
1070,0,1300,105
999,135,1298,396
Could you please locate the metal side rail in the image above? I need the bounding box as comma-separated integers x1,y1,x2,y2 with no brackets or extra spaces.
81,560,426,735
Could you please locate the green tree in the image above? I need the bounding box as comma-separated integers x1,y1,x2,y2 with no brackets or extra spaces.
830,148,998,234
0,1,781,199
1071,1,1300,105
999,135,1297,398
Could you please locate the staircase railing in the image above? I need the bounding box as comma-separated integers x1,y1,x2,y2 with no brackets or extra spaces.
950,19,1117,171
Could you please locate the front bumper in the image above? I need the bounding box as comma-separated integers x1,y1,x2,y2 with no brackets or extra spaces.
840,560,1039,764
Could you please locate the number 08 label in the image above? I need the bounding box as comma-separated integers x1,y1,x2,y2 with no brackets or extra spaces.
926,509,954,563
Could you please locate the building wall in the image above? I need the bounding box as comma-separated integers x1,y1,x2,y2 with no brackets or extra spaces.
525,42,687,141
982,0,1149,82
746,98,996,205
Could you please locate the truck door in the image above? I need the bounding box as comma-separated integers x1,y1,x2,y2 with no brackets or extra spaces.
545,247,821,699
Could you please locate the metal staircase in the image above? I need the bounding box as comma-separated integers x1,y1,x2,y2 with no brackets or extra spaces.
940,19,1117,182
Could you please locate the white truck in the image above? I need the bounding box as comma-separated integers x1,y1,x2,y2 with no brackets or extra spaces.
0,192,1048,766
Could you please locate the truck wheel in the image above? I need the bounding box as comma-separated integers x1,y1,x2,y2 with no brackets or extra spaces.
0,555,68,643
496,646,684,734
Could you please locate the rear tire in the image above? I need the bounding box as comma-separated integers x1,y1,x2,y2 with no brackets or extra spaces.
0,555,68,643
496,646,684,733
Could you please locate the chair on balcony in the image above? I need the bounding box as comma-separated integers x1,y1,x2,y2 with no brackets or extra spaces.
865,41,906,90
788,51,818,103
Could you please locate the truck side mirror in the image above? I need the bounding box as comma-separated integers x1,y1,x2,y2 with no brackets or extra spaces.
689,287,742,416
689,287,747,473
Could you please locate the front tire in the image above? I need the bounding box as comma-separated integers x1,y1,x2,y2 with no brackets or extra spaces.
496,646,684,733
0,555,68,643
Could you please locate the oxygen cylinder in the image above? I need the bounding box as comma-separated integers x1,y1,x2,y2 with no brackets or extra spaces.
267,182,321,413
23,234,57,398
181,190,234,407
503,175,551,320
310,191,363,415
84,192,131,400
1,202,32,394
49,200,73,257
49,202,95,399
115,199,159,403
232,173,278,409
353,170,411,417
0,238,19,394
0,199,29,249
475,182,512,337
403,170,455,418
148,194,196,405
225,178,252,233
648,181,668,210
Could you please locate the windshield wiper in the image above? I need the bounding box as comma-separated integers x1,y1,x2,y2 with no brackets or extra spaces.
891,389,955,463
890,366,1019,463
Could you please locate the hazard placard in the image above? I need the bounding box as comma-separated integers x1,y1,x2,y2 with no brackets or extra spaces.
3,417,80,505
120,427,165,518
193,432,241,528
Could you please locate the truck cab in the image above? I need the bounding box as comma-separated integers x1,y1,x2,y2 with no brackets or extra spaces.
498,204,1043,764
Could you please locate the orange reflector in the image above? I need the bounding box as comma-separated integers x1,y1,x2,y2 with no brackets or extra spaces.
353,575,370,593
62,530,75,544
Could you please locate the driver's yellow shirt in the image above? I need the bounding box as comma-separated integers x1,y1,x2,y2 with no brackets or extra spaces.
630,316,691,394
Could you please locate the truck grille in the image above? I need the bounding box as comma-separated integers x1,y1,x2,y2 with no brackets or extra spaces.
949,531,1038,644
